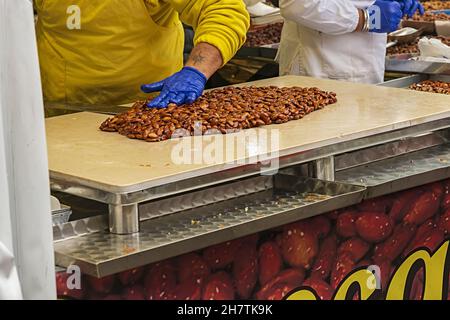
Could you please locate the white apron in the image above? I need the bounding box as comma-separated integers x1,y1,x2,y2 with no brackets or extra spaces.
278,0,387,84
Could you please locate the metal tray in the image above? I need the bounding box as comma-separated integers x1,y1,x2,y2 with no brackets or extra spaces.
52,204,72,226
54,174,365,277
236,46,278,59
385,53,450,75
401,20,436,34
380,74,450,88
138,175,273,221
336,143,450,198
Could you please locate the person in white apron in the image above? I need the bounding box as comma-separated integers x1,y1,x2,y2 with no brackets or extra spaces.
277,0,424,84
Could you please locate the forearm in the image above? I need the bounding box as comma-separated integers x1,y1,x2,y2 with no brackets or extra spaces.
354,9,366,32
185,42,223,79
171,0,249,65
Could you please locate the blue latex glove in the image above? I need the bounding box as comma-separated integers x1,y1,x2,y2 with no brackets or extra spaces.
368,0,403,33
395,0,425,18
141,66,207,108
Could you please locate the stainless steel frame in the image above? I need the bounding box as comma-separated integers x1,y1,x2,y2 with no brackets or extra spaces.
336,143,450,198
335,131,449,171
54,175,366,277
380,74,450,88
50,118,450,234
385,54,450,75
334,130,450,197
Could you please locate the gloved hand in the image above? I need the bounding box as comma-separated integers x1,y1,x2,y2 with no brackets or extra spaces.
394,0,425,18
367,0,403,33
141,66,207,108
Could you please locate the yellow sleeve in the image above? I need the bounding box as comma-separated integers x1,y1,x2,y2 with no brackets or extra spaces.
169,0,250,65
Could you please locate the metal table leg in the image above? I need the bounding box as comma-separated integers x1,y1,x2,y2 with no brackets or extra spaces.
314,156,335,181
108,203,139,234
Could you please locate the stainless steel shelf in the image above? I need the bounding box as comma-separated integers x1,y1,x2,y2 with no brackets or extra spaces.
380,74,450,88
336,143,450,198
385,54,450,75
54,175,365,277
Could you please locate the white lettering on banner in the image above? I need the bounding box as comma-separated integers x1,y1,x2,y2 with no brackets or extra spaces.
170,125,280,174
66,5,81,30
367,265,382,290
66,265,81,289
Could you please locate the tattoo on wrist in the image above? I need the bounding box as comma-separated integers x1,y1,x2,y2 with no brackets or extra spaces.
191,53,206,65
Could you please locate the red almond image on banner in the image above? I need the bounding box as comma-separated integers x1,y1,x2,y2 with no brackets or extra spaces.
118,267,145,286
403,191,441,225
357,196,392,213
203,239,243,270
255,268,305,300
337,237,370,262
86,274,116,294
311,233,337,280
202,272,235,300
233,243,258,299
176,253,210,285
144,261,177,300
438,209,450,234
428,182,444,200
355,212,394,243
281,221,319,269
258,241,283,286
122,284,145,300
441,193,450,211
331,252,355,290
336,210,358,238
172,279,202,300
373,223,416,263
403,219,436,256
263,283,297,300
389,189,421,222
408,229,445,253
309,215,331,238
303,277,333,300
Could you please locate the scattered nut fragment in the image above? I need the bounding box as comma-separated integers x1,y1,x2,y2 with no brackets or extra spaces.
100,86,338,142
409,80,450,95
245,22,283,47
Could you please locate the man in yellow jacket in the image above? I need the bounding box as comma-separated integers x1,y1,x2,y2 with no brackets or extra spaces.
34,0,250,108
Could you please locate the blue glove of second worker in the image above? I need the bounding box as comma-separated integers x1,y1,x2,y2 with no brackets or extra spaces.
141,66,207,108
368,0,403,33
395,0,425,18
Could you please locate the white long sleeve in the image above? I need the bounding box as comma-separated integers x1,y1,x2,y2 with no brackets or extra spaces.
279,0,361,35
